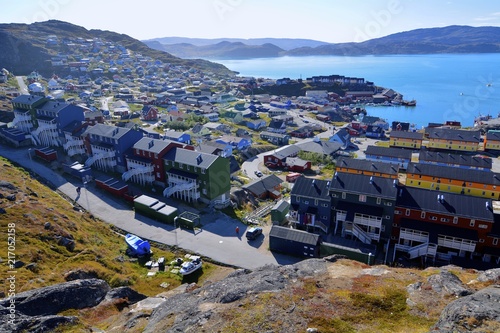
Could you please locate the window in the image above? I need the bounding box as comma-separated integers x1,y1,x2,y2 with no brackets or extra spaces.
441,218,449,222
322,203,329,207
405,209,410,216
303,200,309,204
478,224,488,229
201,168,206,174
453,216,458,224
342,192,346,199
376,197,381,204
359,195,366,202
470,220,475,227
202,189,207,195
156,172,160,178
479,239,485,243
421,212,426,219
431,216,437,221
494,238,498,246
384,215,390,219
394,210,401,215
386,202,392,206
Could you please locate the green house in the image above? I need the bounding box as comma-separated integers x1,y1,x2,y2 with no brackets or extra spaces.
271,199,290,225
163,147,231,205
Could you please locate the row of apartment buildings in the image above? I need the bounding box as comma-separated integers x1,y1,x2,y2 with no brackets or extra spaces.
3,95,231,206
289,154,500,269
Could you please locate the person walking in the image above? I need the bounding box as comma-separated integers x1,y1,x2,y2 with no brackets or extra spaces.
235,226,239,235
76,186,81,195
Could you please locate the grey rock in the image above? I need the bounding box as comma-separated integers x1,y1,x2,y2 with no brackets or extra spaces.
0,181,16,190
25,263,37,271
0,208,6,214
0,307,78,333
103,286,147,305
0,278,110,316
64,269,99,281
427,271,472,297
44,222,51,229
13,260,25,269
430,285,500,333
477,268,500,282
6,194,15,201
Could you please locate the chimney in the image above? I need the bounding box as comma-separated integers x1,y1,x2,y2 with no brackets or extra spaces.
334,171,338,179
440,194,444,202
369,176,373,185
437,194,441,203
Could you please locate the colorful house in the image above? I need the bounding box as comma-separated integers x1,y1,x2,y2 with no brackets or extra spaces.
335,157,399,179
163,147,231,205
242,174,283,200
484,131,500,151
426,128,481,152
289,176,331,233
124,137,191,186
364,145,412,169
216,135,252,151
163,130,191,144
83,124,143,173
418,151,492,171
260,131,290,146
246,119,267,130
264,145,301,169
405,162,500,199
389,130,423,149
392,187,498,268
141,105,158,121
330,172,398,251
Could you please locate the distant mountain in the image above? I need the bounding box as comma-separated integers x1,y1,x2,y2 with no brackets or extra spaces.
287,25,500,56
0,20,233,76
146,26,500,60
144,40,285,59
143,37,329,50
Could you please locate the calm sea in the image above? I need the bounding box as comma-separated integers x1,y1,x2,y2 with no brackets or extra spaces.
214,54,500,128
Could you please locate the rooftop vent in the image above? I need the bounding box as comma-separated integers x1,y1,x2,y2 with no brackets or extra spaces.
369,176,373,185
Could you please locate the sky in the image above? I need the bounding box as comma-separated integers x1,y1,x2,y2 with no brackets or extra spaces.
1,0,500,43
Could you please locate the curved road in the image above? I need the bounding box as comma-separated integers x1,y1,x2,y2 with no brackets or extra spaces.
0,144,300,270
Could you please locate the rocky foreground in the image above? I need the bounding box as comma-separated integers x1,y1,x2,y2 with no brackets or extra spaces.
1,256,499,333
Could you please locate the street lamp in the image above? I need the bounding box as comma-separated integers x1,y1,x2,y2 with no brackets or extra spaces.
28,148,34,175
173,216,178,246
83,181,92,217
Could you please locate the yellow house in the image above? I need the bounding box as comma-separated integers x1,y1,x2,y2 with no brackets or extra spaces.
484,131,500,151
335,157,399,179
426,128,480,152
405,162,500,199
389,130,423,149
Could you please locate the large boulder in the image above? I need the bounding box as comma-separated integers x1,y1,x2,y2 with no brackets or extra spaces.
477,268,500,283
431,285,500,333
427,271,472,297
0,278,110,316
103,286,147,305
0,304,78,333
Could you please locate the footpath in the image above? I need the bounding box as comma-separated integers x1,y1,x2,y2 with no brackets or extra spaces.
0,144,299,270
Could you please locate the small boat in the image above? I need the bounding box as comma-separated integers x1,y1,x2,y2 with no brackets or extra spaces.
179,256,202,276
402,100,417,106
125,233,151,257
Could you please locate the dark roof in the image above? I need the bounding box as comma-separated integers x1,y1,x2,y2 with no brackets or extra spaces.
268,120,285,129
266,145,301,160
243,174,283,197
84,123,133,139
330,172,399,199
336,157,399,175
133,137,177,154
260,131,288,139
486,131,500,141
365,145,412,159
286,157,309,167
164,147,218,168
406,162,500,185
389,131,424,140
37,100,70,114
164,130,187,139
400,218,479,243
296,140,341,155
269,225,319,246
427,128,481,143
418,151,492,169
12,94,45,105
291,176,330,200
396,186,494,221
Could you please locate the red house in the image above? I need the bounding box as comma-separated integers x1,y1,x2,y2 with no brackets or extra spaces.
141,105,159,121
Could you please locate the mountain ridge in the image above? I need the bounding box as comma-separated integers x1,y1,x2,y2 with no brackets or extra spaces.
145,25,500,59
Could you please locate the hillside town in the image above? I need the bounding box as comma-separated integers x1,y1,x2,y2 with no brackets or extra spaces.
1,33,500,272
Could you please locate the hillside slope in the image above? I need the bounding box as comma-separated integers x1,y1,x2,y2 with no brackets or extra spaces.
0,20,233,76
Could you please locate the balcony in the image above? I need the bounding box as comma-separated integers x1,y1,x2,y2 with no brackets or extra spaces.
399,228,429,243
31,121,60,147
122,165,155,185
395,242,437,259
438,236,476,253
353,214,382,229
85,150,116,170
63,138,85,157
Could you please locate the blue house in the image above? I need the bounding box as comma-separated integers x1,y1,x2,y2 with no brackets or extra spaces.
289,176,331,233
365,125,385,139
163,130,191,144
365,145,412,169
83,123,143,173
247,119,267,130
216,135,252,151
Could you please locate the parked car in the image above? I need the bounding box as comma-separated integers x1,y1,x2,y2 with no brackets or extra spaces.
246,227,263,240
254,170,263,177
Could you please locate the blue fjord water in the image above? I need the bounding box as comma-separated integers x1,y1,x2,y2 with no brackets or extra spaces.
215,54,500,128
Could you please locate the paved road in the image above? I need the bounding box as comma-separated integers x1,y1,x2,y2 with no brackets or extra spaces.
1,144,300,270
16,76,28,94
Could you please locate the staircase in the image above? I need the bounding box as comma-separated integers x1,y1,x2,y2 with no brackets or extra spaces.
351,223,372,245
408,243,437,259
63,138,85,157
122,165,154,182
163,181,196,197
85,151,115,167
